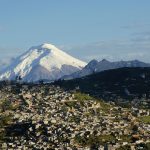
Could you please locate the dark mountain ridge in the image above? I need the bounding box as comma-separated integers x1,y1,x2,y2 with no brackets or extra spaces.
55,67,150,108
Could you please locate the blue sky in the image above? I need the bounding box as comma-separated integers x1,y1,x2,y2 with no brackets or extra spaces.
0,0,150,63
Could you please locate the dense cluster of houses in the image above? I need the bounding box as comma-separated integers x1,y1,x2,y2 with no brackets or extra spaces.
0,84,150,149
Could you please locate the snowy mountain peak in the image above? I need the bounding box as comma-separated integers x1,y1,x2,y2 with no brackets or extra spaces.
40,43,56,49
29,43,60,53
0,43,87,82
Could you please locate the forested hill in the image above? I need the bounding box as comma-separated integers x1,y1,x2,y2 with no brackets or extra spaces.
54,67,150,108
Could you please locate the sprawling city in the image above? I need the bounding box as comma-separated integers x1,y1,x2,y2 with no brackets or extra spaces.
0,1,150,150
0,82,150,149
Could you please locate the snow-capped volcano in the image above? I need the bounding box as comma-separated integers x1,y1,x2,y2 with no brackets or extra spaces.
0,43,87,82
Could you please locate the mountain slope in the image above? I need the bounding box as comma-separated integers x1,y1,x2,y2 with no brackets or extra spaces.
63,59,150,80
54,67,150,107
0,43,87,82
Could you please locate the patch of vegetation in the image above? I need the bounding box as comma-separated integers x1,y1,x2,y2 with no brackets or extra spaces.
0,99,14,143
61,105,68,112
98,134,116,143
120,135,131,142
74,92,92,101
139,116,150,124
74,92,113,115
0,99,13,112
99,101,111,112
0,129,6,143
69,116,81,124
65,101,77,108
117,145,131,150
74,134,116,146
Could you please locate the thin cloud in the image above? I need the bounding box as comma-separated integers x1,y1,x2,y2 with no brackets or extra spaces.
121,23,150,29
131,31,150,43
84,54,114,62
0,57,15,71
60,34,150,62
0,46,23,59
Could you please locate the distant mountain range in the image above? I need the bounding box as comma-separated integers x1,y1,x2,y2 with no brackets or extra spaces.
0,43,150,82
63,59,150,80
